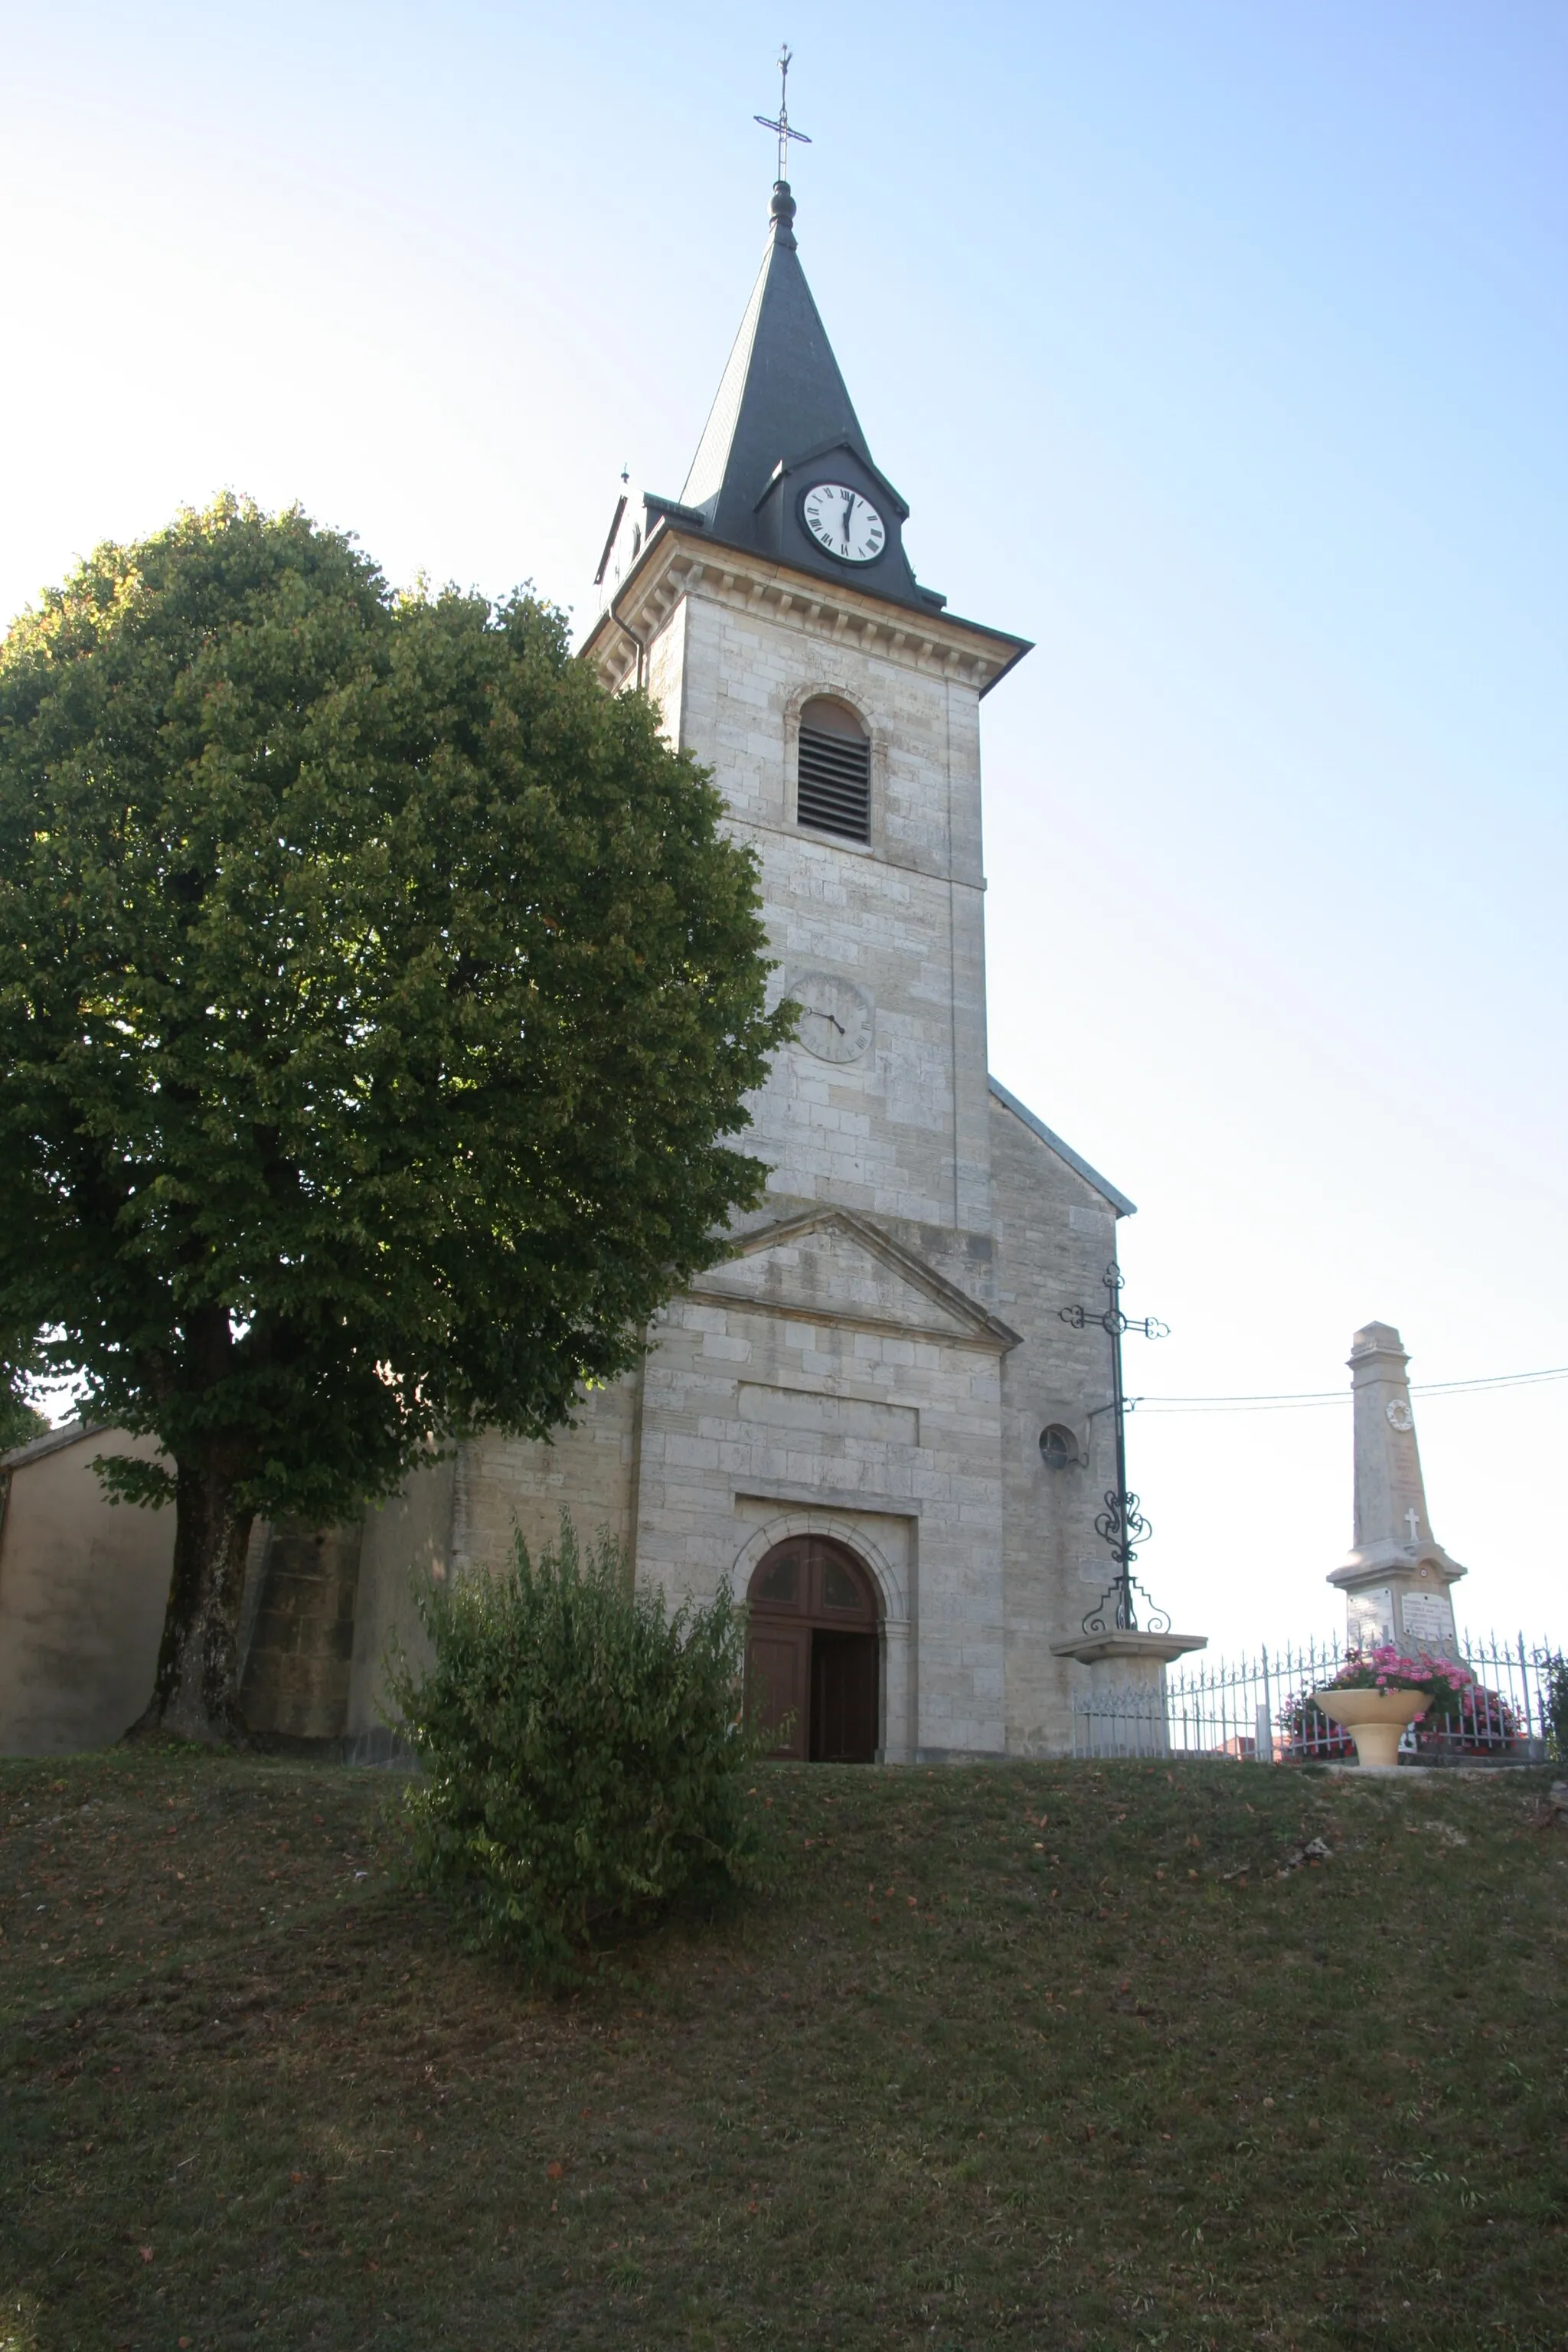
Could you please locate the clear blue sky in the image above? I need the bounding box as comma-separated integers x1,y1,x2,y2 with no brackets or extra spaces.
3,2,1563,1651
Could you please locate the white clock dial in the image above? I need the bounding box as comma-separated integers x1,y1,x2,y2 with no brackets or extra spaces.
790,969,874,1063
801,482,887,566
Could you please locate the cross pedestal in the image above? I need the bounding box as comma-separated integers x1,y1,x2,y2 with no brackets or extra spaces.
1050,1630,1208,1758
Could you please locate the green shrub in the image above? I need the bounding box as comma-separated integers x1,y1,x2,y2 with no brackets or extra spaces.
1542,1653,1568,1765
387,1518,773,1983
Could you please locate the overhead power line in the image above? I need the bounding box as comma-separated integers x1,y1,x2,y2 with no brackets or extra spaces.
1129,1364,1568,1416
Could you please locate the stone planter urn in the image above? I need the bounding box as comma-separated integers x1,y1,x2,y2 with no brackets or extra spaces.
1312,1686,1427,1769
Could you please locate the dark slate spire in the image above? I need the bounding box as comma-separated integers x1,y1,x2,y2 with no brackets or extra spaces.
670,181,943,613
681,181,870,529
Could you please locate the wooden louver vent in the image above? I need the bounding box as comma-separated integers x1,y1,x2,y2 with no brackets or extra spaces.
797,725,871,842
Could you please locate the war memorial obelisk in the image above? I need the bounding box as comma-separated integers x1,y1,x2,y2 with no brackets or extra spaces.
1328,1322,1468,1661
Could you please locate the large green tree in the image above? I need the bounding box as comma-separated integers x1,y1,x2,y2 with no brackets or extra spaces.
0,1325,49,1452
0,498,792,1740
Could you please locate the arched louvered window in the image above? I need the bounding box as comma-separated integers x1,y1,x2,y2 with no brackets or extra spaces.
796,697,871,843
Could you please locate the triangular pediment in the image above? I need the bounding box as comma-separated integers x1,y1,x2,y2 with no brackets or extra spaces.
689,1208,1020,1351
766,437,910,521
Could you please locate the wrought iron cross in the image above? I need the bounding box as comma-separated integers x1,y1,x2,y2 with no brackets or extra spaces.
1060,1263,1171,1635
754,44,812,183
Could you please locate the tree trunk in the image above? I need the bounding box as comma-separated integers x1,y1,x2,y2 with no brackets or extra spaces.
138,1457,255,1743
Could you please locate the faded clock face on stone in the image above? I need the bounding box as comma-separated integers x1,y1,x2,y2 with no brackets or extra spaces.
792,970,874,1063
802,482,886,565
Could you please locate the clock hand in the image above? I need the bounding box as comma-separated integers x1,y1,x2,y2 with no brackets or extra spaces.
843,489,854,547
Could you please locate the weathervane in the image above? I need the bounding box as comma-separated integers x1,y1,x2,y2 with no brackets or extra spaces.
1060,1263,1171,1636
754,43,812,184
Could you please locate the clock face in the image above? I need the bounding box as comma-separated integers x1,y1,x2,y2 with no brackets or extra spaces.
802,482,887,566
791,970,874,1063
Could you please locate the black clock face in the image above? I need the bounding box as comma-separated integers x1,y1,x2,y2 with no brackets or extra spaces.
802,482,887,565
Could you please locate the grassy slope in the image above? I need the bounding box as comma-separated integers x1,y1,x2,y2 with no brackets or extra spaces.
2,1752,1564,2351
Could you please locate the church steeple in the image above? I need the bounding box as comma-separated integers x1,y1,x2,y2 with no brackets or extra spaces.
678,178,874,537
648,168,946,614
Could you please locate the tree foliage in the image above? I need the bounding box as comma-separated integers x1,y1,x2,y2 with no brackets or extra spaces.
0,1326,50,1453
389,1519,774,1984
0,497,792,1735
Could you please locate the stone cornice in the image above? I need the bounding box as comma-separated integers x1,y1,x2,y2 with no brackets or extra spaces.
1050,1631,1209,1665
1328,1544,1468,1591
581,526,1031,700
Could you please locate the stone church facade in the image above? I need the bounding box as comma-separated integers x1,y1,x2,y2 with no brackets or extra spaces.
0,175,1138,1762
346,175,1139,1764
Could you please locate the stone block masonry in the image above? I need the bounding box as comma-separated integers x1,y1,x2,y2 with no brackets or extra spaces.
338,537,1145,1760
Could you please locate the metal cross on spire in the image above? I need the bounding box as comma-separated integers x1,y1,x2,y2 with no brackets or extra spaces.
754,43,812,184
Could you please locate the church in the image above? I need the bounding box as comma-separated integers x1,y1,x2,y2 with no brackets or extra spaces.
0,163,1147,1765
343,160,1144,1766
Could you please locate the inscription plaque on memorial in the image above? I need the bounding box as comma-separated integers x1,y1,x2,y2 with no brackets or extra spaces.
1348,1586,1395,1649
1400,1590,1455,1645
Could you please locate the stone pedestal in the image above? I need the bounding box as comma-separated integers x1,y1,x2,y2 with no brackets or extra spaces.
1329,1323,1467,1661
1051,1630,1208,1757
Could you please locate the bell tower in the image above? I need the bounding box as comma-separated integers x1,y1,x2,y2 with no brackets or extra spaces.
581,165,1030,1256
570,95,1150,1764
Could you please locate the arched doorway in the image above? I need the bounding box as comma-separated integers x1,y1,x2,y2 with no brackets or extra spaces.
745,1536,880,1762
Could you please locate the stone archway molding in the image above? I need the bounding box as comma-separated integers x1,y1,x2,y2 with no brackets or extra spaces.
729,1510,906,1627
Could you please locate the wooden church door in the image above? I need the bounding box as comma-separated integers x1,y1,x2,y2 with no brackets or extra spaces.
745,1537,880,1762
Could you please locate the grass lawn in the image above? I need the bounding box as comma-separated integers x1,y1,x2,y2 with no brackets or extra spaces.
2,1749,1564,2350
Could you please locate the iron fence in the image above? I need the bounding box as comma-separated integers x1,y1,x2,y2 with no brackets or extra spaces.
1070,1631,1563,1764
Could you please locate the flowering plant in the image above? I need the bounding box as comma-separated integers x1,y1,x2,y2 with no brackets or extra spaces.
1415,1681,1519,1754
1277,1687,1353,1760
1316,1643,1472,1704
1283,1648,1521,1760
